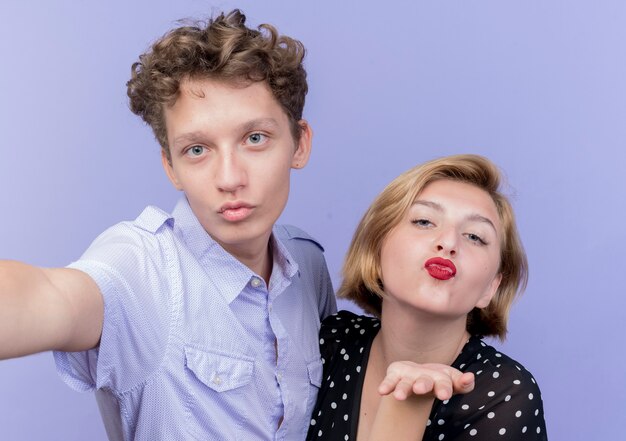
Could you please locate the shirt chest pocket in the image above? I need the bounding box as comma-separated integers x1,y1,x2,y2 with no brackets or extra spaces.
184,346,254,393
307,358,322,388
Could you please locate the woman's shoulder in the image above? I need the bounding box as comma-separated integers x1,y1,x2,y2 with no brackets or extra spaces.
431,337,548,440
320,310,380,340
453,337,546,427
318,311,380,362
457,337,541,390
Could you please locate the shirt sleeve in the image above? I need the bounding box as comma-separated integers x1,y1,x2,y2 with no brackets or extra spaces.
53,220,173,394
274,224,337,320
433,358,548,440
463,367,547,441
316,253,337,320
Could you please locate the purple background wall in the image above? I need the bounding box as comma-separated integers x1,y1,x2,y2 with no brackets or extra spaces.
1,1,624,439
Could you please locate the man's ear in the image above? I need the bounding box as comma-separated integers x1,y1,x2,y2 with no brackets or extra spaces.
475,272,502,309
291,120,313,169
161,150,182,191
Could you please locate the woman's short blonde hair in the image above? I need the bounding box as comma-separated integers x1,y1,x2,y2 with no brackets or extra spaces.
338,154,528,340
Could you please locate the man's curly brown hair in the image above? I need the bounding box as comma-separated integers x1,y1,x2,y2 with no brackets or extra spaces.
127,9,308,161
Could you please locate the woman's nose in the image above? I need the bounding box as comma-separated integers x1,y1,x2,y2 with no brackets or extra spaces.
435,228,458,256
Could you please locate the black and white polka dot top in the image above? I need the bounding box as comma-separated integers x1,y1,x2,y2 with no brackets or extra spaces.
306,310,547,440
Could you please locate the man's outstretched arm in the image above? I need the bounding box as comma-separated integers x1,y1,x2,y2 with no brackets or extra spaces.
0,261,103,359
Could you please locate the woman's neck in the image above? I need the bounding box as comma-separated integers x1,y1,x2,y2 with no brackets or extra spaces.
373,301,470,369
357,301,470,440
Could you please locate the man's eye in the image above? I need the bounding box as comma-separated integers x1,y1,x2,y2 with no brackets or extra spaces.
187,145,205,156
248,133,266,144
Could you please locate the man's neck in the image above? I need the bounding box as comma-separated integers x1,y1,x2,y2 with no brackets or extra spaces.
222,234,274,284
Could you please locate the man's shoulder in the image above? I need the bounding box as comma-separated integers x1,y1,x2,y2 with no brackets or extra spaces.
77,205,175,263
104,205,173,240
274,224,324,252
133,205,173,234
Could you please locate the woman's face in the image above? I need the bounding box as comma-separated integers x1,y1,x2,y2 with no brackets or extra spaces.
379,179,503,320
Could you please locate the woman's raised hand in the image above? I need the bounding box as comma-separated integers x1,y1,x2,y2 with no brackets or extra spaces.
378,361,475,401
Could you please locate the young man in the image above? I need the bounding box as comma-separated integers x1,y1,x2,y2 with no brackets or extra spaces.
0,10,335,440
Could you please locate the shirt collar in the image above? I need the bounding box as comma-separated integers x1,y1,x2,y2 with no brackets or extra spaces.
267,233,299,296
171,196,298,304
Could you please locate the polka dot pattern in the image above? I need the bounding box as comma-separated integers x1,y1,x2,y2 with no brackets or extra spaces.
306,311,548,440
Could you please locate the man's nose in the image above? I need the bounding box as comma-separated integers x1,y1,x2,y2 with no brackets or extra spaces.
215,150,247,193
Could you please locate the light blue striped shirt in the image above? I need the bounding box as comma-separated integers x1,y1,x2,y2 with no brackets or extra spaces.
54,197,336,440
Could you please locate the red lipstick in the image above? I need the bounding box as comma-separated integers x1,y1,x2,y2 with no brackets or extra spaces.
424,257,457,281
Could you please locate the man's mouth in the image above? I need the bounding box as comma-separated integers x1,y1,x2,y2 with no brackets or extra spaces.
219,203,253,222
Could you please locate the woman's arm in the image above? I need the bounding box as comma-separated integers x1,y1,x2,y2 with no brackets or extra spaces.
367,394,435,441
365,362,475,441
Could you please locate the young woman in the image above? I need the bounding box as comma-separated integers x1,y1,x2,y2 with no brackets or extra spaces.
307,155,547,440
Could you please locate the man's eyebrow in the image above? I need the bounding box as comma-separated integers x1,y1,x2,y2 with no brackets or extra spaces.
412,200,497,233
171,131,205,147
171,118,281,148
240,117,280,133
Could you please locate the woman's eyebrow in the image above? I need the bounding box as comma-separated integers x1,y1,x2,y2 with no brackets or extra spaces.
466,213,497,233
413,200,497,233
412,200,442,211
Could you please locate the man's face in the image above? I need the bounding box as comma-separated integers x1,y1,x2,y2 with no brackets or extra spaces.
162,78,311,261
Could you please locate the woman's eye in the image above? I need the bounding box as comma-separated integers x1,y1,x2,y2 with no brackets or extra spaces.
248,133,266,144
411,219,433,227
187,145,205,156
466,233,487,245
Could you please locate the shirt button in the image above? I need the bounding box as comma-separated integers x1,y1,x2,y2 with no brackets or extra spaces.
250,277,262,288
277,373,283,382
212,375,222,385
